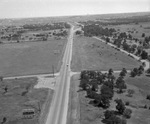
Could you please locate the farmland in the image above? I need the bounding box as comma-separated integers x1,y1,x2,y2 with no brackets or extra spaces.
0,77,53,124
71,36,141,72
0,38,66,77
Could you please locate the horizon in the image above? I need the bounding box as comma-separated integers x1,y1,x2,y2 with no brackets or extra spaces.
0,11,150,20
0,0,149,19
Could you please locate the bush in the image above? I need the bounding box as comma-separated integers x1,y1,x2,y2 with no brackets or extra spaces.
123,108,132,118
104,110,127,124
125,101,130,106
146,94,150,100
127,89,134,97
115,99,126,114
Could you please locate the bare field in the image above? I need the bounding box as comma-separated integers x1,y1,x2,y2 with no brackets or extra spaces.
71,36,140,72
0,77,53,124
0,38,67,77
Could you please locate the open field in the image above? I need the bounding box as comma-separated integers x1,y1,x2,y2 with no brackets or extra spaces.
0,77,53,124
68,73,150,124
71,36,141,72
0,38,67,77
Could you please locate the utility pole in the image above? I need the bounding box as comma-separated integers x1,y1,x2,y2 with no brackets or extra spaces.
52,65,55,77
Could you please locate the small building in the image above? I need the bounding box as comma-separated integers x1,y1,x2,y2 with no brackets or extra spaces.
22,109,35,119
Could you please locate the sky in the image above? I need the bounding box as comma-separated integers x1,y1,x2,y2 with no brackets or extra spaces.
0,0,149,19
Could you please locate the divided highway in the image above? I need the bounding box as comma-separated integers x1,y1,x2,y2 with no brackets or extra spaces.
45,25,74,124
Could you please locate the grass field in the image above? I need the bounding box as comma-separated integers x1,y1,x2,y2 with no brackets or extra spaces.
0,38,67,77
68,73,150,124
0,77,53,124
71,36,140,72
67,74,80,124
68,74,105,124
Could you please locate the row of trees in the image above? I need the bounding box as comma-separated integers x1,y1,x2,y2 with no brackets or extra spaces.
23,22,70,31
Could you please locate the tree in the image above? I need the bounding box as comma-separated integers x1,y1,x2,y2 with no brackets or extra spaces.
1,117,7,124
123,108,132,118
101,84,114,99
97,94,110,108
115,99,126,114
141,50,148,59
90,80,98,91
106,37,110,43
119,71,126,77
104,110,127,124
128,34,132,39
76,30,82,35
122,42,130,52
138,65,144,75
122,68,127,75
146,68,150,74
127,89,135,97
104,110,115,119
146,94,150,100
108,68,113,75
104,80,114,89
130,70,136,77
116,77,127,93
0,76,3,82
80,79,88,90
142,33,145,37
4,86,8,93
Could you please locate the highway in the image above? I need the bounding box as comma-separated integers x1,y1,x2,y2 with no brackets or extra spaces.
45,25,74,124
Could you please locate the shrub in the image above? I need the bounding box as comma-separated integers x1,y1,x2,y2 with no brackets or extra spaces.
104,110,127,124
127,89,134,97
115,99,126,114
123,108,132,118
146,94,150,100
144,104,147,109
125,101,130,106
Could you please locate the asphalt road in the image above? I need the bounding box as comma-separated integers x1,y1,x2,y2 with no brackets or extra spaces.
45,25,74,124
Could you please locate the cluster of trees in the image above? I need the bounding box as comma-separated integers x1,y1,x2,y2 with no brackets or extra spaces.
80,68,128,108
80,70,115,108
113,33,149,59
75,30,83,35
53,30,68,37
80,68,133,124
79,14,150,27
82,24,116,37
104,99,132,124
23,22,70,31
130,65,144,77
